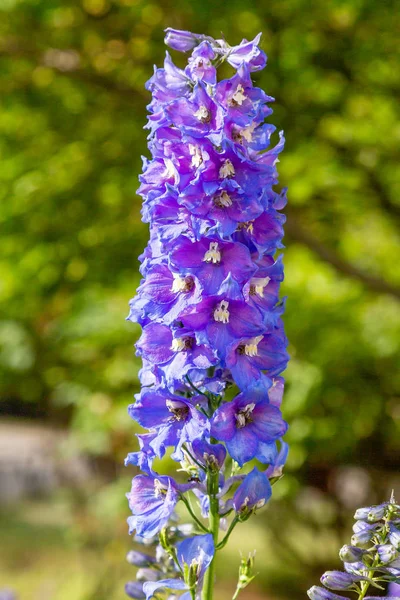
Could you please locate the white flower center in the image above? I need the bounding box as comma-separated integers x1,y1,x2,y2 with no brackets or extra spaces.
249,276,271,297
214,191,233,207
213,300,230,323
230,84,246,106
171,337,193,352
238,221,254,234
219,159,235,179
203,242,221,264
235,403,256,428
241,122,256,142
194,105,210,123
171,274,194,293
244,335,263,357
154,479,168,499
166,399,189,421
189,144,203,168
164,158,175,179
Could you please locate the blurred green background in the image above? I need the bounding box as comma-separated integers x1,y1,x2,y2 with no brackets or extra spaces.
0,0,399,598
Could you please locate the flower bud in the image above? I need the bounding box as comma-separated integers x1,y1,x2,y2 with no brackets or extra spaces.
351,521,377,546
126,550,156,568
389,524,400,550
377,544,398,564
235,552,256,594
164,28,202,52
343,561,364,575
136,568,159,582
321,571,359,591
307,585,347,600
354,503,387,522
339,545,366,563
125,581,146,599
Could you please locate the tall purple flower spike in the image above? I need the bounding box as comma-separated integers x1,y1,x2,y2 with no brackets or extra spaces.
126,28,289,600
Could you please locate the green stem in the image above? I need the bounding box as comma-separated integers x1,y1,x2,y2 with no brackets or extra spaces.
181,495,209,533
201,470,220,600
231,585,241,600
358,548,381,599
185,374,210,400
216,516,239,550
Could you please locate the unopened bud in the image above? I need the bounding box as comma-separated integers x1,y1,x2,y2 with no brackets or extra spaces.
235,552,256,593
321,571,360,591
377,544,398,564
125,581,146,599
136,568,159,582
338,545,366,563
354,503,387,522
164,28,202,52
307,586,348,600
126,550,156,568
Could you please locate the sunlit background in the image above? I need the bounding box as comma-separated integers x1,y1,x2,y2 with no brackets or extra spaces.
1,0,399,598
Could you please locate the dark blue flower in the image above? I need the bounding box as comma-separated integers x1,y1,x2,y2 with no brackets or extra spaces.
233,467,272,513
128,389,208,460
210,389,288,466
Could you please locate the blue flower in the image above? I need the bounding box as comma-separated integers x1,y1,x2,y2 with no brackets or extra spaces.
210,390,287,466
126,475,180,538
233,467,272,514
128,389,208,460
143,534,214,599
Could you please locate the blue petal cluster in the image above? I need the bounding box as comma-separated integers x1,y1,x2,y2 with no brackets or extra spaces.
126,28,289,599
308,498,400,600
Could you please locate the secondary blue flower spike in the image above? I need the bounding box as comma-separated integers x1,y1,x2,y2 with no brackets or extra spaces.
308,498,400,600
126,27,289,600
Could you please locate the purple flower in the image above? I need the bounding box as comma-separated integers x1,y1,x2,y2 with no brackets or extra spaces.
210,390,288,466
135,322,218,388
225,324,289,390
265,439,289,477
127,475,180,538
186,41,217,85
180,293,265,357
126,28,289,598
143,534,214,599
170,236,256,295
224,34,267,72
233,467,272,514
165,82,224,139
128,389,207,460
191,437,227,469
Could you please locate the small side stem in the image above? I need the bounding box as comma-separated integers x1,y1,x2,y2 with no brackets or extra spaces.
181,495,209,533
201,470,220,600
358,548,380,599
216,516,239,550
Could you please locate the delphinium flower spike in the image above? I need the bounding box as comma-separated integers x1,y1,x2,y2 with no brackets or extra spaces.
126,28,289,600
308,496,400,600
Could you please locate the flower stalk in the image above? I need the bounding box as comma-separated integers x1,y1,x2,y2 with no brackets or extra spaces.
125,27,289,600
